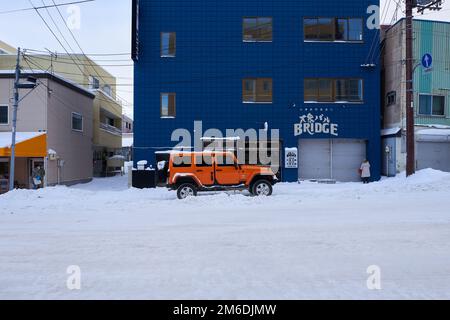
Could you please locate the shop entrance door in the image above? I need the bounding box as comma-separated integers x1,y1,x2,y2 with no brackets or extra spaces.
29,158,45,189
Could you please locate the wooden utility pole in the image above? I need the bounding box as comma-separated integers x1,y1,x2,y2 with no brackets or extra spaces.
405,0,443,177
405,0,415,177
9,49,21,191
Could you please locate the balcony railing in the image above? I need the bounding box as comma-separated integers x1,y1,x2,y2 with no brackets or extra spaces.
100,123,122,136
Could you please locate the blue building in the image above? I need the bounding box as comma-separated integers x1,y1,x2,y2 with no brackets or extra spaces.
132,0,381,182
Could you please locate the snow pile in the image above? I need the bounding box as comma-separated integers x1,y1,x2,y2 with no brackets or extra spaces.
1,170,450,299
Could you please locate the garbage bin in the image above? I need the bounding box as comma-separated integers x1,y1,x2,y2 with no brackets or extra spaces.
132,169,156,189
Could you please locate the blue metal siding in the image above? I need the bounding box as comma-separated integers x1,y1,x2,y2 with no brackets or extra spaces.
134,0,381,182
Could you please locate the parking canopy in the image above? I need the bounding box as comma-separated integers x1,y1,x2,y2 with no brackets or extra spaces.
0,132,47,157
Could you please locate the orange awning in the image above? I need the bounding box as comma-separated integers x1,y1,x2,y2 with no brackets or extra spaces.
0,132,47,158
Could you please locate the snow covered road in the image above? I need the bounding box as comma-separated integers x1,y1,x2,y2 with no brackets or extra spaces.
1,169,450,299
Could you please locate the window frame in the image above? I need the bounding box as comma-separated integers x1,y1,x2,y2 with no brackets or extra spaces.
102,84,112,97
242,78,273,104
418,94,446,117
89,76,100,90
160,32,176,58
71,112,84,132
304,78,364,103
0,105,9,125
243,17,273,43
303,17,364,43
386,91,397,106
160,93,176,118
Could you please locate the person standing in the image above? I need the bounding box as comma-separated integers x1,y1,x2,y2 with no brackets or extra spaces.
32,166,45,189
360,160,371,184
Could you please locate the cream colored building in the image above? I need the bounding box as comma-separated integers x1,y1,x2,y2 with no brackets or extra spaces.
0,43,123,176
0,41,16,55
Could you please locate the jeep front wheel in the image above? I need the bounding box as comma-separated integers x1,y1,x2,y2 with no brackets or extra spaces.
252,180,273,197
177,183,197,199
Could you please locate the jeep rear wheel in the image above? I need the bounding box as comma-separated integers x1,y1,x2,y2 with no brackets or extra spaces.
177,183,197,199
252,180,273,197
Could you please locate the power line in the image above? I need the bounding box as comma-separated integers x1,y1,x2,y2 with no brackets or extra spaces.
25,54,134,67
0,0,94,15
27,0,132,107
23,56,133,109
23,48,131,56
27,0,87,77
48,0,133,107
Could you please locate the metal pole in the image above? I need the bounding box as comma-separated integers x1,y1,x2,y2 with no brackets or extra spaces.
405,0,415,177
9,48,21,191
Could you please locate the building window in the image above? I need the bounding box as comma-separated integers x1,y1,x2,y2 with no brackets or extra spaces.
0,105,8,125
386,91,396,106
103,84,112,96
161,32,176,57
304,78,363,103
243,78,273,103
72,113,83,131
243,17,273,42
348,18,363,41
161,93,176,118
89,76,100,89
304,18,363,42
419,94,445,116
105,116,115,127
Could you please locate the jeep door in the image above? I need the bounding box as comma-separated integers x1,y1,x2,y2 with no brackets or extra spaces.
194,154,214,186
214,154,241,185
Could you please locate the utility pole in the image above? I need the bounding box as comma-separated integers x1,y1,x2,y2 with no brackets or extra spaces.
405,0,415,177
405,0,443,177
9,48,21,191
8,48,38,191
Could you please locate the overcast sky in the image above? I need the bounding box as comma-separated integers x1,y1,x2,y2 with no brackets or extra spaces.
1,0,450,119
0,0,133,117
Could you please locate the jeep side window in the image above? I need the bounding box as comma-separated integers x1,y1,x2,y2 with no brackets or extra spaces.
195,155,213,167
172,155,192,167
216,155,237,167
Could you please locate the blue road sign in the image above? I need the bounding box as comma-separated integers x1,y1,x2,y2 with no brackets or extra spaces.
422,53,433,69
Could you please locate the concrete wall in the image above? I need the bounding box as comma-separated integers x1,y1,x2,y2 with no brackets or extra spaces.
0,52,123,157
94,90,122,151
383,19,450,129
122,114,133,133
382,21,405,129
0,78,47,132
0,75,94,187
46,78,94,185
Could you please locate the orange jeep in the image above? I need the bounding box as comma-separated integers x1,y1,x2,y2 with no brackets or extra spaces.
167,151,278,199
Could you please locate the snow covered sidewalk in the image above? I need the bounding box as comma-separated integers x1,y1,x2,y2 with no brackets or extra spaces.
1,169,450,299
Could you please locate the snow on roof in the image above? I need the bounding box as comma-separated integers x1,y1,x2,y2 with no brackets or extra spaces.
0,69,94,97
417,129,450,137
0,132,46,149
381,127,401,137
108,155,125,160
200,137,241,141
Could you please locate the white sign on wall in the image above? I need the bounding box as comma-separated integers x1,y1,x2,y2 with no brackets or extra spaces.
294,113,339,137
285,147,298,169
